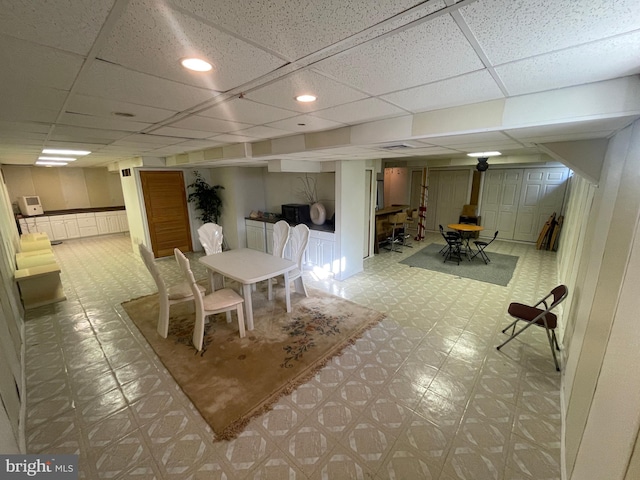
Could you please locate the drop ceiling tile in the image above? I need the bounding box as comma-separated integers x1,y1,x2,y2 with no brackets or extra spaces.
0,35,83,91
66,95,177,124
199,99,298,124
233,126,294,139
314,14,484,95
176,0,429,60
311,98,406,124
169,115,252,134
267,114,346,133
150,126,216,139
99,0,286,91
0,121,51,135
0,106,59,124
114,134,185,146
507,118,637,140
459,0,640,65
0,1,113,55
382,70,504,113
76,60,217,112
495,32,640,96
245,70,368,112
0,154,41,165
59,113,151,133
172,139,226,149
208,133,259,143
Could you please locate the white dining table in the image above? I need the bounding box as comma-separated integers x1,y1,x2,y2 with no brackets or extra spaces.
198,248,296,331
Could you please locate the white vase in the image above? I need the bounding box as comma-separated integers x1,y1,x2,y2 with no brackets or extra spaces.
310,202,326,225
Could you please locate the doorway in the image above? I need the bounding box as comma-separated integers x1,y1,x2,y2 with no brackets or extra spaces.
140,171,193,257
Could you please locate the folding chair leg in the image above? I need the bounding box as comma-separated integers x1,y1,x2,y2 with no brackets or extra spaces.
546,329,560,371
496,319,537,350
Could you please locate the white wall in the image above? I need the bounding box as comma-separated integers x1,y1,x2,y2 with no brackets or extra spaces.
335,160,366,280
558,120,640,479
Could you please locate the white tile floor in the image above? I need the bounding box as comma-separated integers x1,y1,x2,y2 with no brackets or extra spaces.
24,233,562,479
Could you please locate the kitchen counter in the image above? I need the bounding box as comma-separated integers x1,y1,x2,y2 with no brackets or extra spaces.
245,216,334,233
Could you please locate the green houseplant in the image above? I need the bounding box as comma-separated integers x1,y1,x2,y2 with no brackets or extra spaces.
187,171,224,224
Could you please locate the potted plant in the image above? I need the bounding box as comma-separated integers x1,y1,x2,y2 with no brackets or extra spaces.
187,171,224,224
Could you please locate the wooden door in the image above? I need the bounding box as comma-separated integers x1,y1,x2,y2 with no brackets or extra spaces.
140,171,192,258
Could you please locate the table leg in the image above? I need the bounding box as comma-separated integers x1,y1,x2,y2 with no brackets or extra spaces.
284,272,291,313
242,283,255,330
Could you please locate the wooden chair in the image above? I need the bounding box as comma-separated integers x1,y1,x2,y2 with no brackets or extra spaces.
138,243,205,338
497,285,568,371
174,248,245,351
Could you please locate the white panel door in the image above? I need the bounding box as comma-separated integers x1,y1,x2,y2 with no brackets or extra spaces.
434,169,471,229
514,168,569,242
480,169,523,240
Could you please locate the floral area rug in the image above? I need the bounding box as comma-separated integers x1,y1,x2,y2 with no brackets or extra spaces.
121,284,385,441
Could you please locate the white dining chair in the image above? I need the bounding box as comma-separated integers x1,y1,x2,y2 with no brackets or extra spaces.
197,222,225,290
198,223,223,255
138,243,205,338
267,220,290,300
287,223,310,297
174,248,246,351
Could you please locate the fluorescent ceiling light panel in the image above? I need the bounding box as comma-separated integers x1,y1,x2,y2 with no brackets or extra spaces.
36,160,68,166
467,151,501,157
42,149,91,155
38,156,76,161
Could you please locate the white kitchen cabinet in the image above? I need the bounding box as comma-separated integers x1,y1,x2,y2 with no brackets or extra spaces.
77,213,99,237
95,212,110,235
107,214,120,233
117,211,129,232
246,219,266,252
265,223,274,255
34,217,54,240
50,218,67,240
306,230,337,274
62,214,80,239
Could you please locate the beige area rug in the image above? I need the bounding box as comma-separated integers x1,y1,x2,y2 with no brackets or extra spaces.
121,285,385,441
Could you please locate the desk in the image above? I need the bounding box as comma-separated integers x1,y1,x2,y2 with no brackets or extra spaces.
447,223,484,259
375,205,409,253
199,249,296,331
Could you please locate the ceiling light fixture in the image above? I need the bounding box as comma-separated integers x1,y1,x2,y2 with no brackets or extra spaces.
42,148,91,155
467,151,501,172
180,57,213,72
295,94,317,103
38,156,76,162
36,161,68,167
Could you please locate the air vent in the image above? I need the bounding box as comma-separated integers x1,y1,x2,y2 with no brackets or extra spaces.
380,143,414,151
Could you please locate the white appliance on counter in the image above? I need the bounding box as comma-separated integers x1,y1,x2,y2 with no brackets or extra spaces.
18,196,43,216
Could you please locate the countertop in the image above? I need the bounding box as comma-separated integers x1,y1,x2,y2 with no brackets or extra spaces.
245,216,335,233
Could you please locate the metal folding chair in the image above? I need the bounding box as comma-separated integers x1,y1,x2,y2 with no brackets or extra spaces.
497,285,568,371
471,230,498,264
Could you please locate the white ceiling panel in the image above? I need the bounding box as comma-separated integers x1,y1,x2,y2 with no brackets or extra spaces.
150,126,216,139
99,0,286,91
311,98,406,125
267,115,346,133
0,35,83,91
76,60,218,112
382,70,504,113
496,31,640,96
1,1,638,168
460,0,640,65
314,14,484,95
0,0,114,55
233,126,294,140
245,70,369,113
66,95,178,124
59,113,151,133
175,0,428,60
199,99,298,124
169,116,252,134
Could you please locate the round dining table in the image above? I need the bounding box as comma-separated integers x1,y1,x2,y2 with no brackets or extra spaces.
447,223,485,259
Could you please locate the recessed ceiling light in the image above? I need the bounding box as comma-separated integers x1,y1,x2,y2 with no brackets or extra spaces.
36,161,68,167
39,156,76,162
467,151,502,157
42,149,91,155
181,57,213,72
295,94,317,103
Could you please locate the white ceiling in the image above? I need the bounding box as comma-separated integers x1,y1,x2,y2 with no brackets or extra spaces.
0,0,639,168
